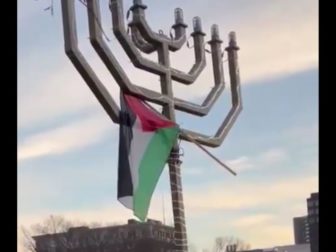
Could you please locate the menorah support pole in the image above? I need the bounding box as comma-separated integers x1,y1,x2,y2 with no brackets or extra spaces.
168,148,188,252
158,43,188,252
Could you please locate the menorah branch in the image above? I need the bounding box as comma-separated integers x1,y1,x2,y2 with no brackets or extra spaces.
110,0,167,76
89,0,219,117
170,16,206,85
129,7,187,55
88,0,218,117
97,0,224,117
173,25,227,116
130,26,156,54
61,0,119,123
110,0,207,85
179,32,242,147
129,0,187,52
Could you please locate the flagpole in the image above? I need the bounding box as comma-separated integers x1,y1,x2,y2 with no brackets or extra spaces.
182,132,237,176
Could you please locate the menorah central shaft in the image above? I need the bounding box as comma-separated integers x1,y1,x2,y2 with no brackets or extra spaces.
158,44,188,252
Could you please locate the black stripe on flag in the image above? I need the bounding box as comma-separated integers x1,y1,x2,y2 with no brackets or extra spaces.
117,93,136,201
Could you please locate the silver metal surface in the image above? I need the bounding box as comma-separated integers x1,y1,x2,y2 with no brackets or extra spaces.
60,0,243,251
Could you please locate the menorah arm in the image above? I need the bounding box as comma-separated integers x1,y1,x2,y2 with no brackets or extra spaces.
110,0,205,85
61,0,120,124
130,26,156,54
129,1,186,52
109,0,167,76
173,27,227,116
89,0,220,117
179,32,243,148
170,17,206,84
129,7,187,55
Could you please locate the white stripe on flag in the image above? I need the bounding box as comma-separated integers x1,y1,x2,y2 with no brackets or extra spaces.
128,117,154,191
119,196,133,209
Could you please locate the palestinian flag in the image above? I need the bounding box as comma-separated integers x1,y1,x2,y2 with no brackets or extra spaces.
117,93,179,221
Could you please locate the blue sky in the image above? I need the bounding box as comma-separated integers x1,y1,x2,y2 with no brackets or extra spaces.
18,0,318,251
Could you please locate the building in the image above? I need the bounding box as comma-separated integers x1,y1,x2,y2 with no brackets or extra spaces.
293,216,310,244
239,244,310,252
307,192,319,252
238,249,263,252
33,219,175,252
264,244,310,252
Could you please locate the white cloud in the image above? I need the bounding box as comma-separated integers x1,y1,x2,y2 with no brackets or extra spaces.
18,174,318,251
232,214,275,228
237,14,318,84
184,174,317,249
246,224,294,248
17,55,111,129
258,149,288,166
18,112,117,161
183,176,317,213
227,156,254,172
18,0,318,131
226,148,288,172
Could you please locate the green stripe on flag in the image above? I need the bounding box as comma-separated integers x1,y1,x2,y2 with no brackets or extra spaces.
133,127,179,221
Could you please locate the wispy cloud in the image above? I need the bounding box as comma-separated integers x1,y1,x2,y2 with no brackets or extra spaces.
18,0,317,131
18,113,116,161
245,224,294,248
226,148,288,172
260,149,288,165
17,55,114,129
18,174,317,251
226,156,254,172
184,175,317,213
232,214,275,228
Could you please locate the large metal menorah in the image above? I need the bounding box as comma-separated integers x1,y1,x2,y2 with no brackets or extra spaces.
61,0,242,251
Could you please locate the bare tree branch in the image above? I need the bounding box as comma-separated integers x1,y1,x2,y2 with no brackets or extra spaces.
20,215,115,252
212,236,251,252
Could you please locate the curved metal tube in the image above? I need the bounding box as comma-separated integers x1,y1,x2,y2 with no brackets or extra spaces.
61,0,119,123
173,25,227,116
180,32,243,147
130,26,156,54
129,0,186,52
87,0,171,106
84,0,223,116
110,0,166,76
62,0,242,146
129,6,187,55
170,20,206,85
110,0,206,85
